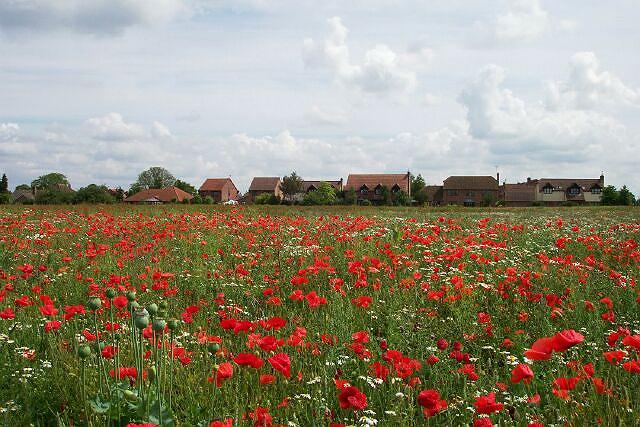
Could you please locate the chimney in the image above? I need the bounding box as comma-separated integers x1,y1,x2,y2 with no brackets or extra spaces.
527,177,531,183
496,172,500,184
600,172,604,186
407,170,411,197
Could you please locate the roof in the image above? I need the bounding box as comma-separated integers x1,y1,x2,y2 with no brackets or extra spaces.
302,180,342,192
443,176,498,190
248,177,281,192
199,178,236,192
537,178,602,191
345,174,410,191
123,187,193,203
503,183,536,202
11,189,35,202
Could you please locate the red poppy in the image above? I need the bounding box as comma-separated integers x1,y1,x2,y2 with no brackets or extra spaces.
211,362,234,387
551,330,584,352
524,337,554,361
338,386,367,411
417,389,447,417
511,364,534,384
268,353,291,379
234,353,264,369
475,393,504,414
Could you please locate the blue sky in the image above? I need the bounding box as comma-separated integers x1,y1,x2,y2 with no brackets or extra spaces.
1,0,639,193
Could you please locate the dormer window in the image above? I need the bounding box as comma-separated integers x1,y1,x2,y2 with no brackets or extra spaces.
391,184,401,193
360,185,369,195
568,186,581,195
591,187,601,194
374,185,383,195
543,185,553,194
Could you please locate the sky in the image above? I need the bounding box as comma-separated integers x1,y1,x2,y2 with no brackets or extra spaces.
1,0,639,193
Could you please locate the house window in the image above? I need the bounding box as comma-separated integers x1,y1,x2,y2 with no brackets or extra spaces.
568,186,580,195
447,190,458,196
391,185,401,193
591,187,601,194
360,186,368,195
466,191,474,197
543,186,553,194
374,186,383,195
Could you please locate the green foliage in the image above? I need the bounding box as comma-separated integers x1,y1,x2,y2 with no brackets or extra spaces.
131,167,176,193
255,193,280,205
31,172,69,190
303,182,337,205
343,189,358,205
618,185,635,205
0,173,8,193
280,171,303,202
380,186,391,205
360,199,372,206
15,184,30,191
191,193,203,204
73,184,115,204
601,185,636,205
410,174,425,197
394,190,410,206
174,179,197,196
35,189,74,204
0,192,9,204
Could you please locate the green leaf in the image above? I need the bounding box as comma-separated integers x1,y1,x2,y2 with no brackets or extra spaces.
88,395,111,414
148,399,175,427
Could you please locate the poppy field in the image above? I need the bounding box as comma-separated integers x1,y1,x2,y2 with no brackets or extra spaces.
0,206,639,427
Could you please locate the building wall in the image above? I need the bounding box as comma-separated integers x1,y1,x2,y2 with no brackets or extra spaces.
443,189,498,206
539,191,566,203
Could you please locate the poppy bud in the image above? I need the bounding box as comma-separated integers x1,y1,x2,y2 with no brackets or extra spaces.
208,343,220,353
147,366,157,382
134,308,150,330
147,303,158,316
126,291,137,302
159,301,168,310
167,319,179,330
105,289,116,299
77,344,91,359
130,301,140,311
87,297,102,311
152,319,166,332
123,390,139,402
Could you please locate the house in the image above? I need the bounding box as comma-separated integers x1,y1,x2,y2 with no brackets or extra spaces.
123,187,193,204
245,177,282,203
199,178,239,203
301,179,343,193
344,173,411,203
421,185,444,206
11,189,35,204
501,183,537,207
525,175,604,205
443,175,499,206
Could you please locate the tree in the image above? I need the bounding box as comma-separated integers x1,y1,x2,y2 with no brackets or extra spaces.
15,184,30,191
394,190,410,206
304,182,337,205
411,174,425,197
130,167,176,193
111,187,125,202
255,193,280,205
601,185,619,205
31,172,69,191
174,179,197,196
344,189,358,205
35,189,74,205
280,171,303,203
380,186,391,205
414,188,429,205
73,184,115,204
618,185,636,206
0,174,8,193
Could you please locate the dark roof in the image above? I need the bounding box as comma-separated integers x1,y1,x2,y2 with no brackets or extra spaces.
503,183,536,202
11,189,35,202
443,176,498,190
124,187,193,203
199,178,236,192
248,177,281,192
345,174,410,191
537,178,602,191
302,180,342,192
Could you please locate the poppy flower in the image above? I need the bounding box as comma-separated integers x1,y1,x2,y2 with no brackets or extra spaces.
622,335,640,351
211,362,233,387
210,420,233,427
338,386,367,411
511,364,534,384
474,393,504,414
0,307,15,320
234,353,264,369
524,337,554,361
551,330,584,352
268,353,291,379
417,389,447,417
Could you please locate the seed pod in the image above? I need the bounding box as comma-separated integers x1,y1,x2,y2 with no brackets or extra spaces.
152,319,166,332
159,301,168,310
147,365,157,382
77,344,91,359
167,319,179,330
123,390,139,402
105,289,116,299
208,343,220,353
147,303,158,316
134,308,150,330
126,291,137,302
87,297,102,311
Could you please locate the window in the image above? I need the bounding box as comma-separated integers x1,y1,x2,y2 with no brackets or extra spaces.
447,190,458,196
591,187,601,194
568,186,580,195
466,191,474,197
543,186,553,194
392,185,400,193
360,185,368,195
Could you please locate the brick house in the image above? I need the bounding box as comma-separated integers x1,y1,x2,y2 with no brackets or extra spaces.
442,175,499,206
501,183,537,207
245,177,282,203
123,187,193,204
301,179,343,193
199,178,239,203
344,173,411,203
524,175,604,205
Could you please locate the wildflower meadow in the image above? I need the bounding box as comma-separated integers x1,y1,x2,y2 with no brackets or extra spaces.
0,205,638,427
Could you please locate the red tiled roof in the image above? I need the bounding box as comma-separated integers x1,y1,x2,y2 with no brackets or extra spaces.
345,174,410,192
124,187,193,203
199,178,235,192
248,177,281,191
302,180,342,191
443,176,498,190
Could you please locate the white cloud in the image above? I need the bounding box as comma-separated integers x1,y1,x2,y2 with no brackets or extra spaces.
0,123,20,140
86,113,146,141
305,105,349,126
151,121,173,139
545,52,640,110
493,0,550,43
303,17,418,96
0,0,187,36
